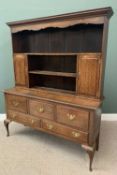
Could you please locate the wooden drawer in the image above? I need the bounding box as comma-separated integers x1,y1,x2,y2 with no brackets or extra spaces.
57,105,89,132
8,110,40,129
29,99,54,120
42,119,88,144
5,94,27,113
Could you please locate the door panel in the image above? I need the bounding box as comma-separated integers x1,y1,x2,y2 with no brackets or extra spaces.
14,54,28,86
78,53,101,97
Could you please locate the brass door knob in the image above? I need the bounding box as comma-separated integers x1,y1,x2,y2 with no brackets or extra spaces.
47,124,53,130
67,113,76,121
72,131,80,138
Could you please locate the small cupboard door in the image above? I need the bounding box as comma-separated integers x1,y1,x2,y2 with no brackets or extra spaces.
14,54,28,86
78,53,101,98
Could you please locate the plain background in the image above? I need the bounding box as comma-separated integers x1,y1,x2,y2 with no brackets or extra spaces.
0,0,116,113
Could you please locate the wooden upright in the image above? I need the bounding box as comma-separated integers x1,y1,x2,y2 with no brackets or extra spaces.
4,7,113,171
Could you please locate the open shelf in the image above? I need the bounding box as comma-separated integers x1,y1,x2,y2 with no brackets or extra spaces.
28,54,77,73
29,74,76,93
12,24,103,53
27,53,77,93
29,70,77,77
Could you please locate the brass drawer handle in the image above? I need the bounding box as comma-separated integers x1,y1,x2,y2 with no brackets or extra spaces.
67,113,76,121
47,124,53,130
38,107,44,113
31,119,34,124
12,101,19,107
72,131,80,138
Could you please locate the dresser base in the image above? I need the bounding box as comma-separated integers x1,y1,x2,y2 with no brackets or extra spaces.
4,118,100,171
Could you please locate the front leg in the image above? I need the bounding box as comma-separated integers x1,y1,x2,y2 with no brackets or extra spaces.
4,119,11,137
96,133,100,151
82,144,96,171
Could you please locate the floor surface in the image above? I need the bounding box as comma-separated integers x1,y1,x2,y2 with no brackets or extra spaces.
0,120,117,175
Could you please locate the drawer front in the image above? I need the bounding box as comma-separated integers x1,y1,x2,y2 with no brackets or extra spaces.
5,94,27,113
29,99,54,120
42,119,88,143
8,110,40,129
57,105,89,131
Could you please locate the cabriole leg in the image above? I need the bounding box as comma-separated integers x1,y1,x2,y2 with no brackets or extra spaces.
87,149,95,171
4,119,11,137
82,144,95,171
96,133,100,151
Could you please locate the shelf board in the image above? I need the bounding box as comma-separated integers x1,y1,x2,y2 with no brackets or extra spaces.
14,52,79,56
31,86,75,94
14,52,101,56
29,70,77,77
26,53,77,56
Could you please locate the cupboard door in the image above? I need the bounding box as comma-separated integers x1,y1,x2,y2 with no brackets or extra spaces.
14,54,28,86
78,53,101,97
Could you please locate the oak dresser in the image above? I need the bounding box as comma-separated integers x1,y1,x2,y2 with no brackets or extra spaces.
4,7,113,171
